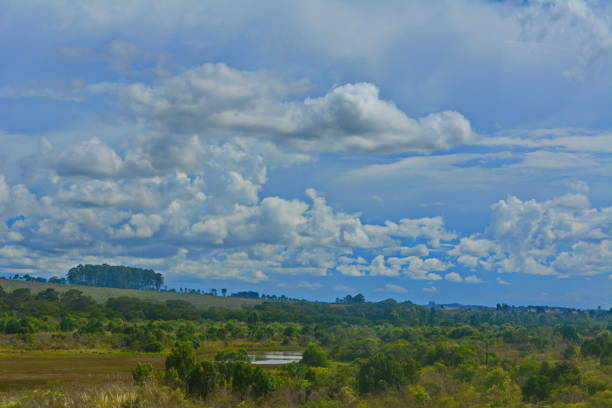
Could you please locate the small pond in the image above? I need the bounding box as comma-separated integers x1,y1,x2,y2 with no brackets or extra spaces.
249,351,302,365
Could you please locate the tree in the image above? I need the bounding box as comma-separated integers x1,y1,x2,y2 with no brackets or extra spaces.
559,325,580,342
166,341,198,384
35,288,59,302
188,360,222,398
522,375,553,402
301,343,328,367
222,288,227,297
67,264,163,290
358,353,405,394
132,362,154,384
250,367,275,398
247,311,260,326
563,345,577,360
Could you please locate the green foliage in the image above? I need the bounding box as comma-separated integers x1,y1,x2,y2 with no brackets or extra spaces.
67,264,163,290
302,343,328,367
522,374,553,402
214,349,250,363
0,281,610,406
165,341,198,383
522,361,583,402
581,332,611,363
132,362,154,384
221,361,276,398
562,344,577,359
4,317,34,334
164,367,182,389
558,324,580,342
35,288,59,302
188,360,222,398
357,353,405,394
78,318,104,334
424,343,474,367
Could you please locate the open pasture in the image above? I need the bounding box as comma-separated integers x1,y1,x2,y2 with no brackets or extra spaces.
0,279,261,310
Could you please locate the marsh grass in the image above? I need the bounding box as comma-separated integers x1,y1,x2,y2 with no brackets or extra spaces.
0,351,164,392
0,382,195,408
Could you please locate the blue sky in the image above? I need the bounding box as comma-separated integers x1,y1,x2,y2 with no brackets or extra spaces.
0,0,610,308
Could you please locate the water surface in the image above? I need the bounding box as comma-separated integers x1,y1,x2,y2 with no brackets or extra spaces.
249,351,302,365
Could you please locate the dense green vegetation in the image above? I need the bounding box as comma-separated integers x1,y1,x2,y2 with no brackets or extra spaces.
67,264,164,290
0,282,609,407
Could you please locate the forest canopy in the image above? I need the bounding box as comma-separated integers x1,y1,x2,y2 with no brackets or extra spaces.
66,264,163,291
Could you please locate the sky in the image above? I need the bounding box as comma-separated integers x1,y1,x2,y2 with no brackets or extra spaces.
0,0,610,308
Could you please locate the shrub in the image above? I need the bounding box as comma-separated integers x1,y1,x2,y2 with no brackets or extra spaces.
302,343,328,367
132,362,155,384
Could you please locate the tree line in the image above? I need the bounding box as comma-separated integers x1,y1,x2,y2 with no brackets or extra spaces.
67,264,164,290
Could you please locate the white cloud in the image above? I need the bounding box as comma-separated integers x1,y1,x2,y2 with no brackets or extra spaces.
0,131,463,283
334,284,356,292
567,180,589,194
55,138,124,178
369,255,400,277
496,277,511,285
112,213,163,239
464,275,483,284
423,286,438,293
296,281,322,290
445,272,463,282
336,264,367,277
518,0,612,79
382,283,408,294
449,193,612,278
117,63,475,154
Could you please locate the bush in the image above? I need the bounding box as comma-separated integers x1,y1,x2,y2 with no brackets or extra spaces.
358,353,405,394
302,343,328,367
132,362,154,384
165,342,197,383
523,375,553,402
188,360,222,398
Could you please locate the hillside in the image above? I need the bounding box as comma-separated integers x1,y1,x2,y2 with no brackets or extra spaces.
0,279,262,310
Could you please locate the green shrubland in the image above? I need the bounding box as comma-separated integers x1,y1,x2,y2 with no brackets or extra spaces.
0,282,610,407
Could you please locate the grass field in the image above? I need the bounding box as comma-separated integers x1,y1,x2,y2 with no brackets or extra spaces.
0,351,165,392
0,279,262,310
0,340,300,392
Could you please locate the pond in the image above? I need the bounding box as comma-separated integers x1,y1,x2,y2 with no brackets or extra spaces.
249,351,302,365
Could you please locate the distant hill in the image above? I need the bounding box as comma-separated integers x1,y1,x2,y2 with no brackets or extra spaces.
0,279,262,310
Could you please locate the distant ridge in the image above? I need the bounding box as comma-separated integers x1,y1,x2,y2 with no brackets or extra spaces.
0,278,261,310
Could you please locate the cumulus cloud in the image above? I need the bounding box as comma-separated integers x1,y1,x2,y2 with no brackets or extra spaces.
0,133,461,283
117,63,475,154
55,138,124,178
464,275,483,284
450,193,612,277
445,272,463,282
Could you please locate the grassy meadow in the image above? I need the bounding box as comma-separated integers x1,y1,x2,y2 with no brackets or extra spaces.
0,351,164,392
0,279,261,310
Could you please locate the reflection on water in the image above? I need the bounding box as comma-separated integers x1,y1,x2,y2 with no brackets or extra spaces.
249,351,302,365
